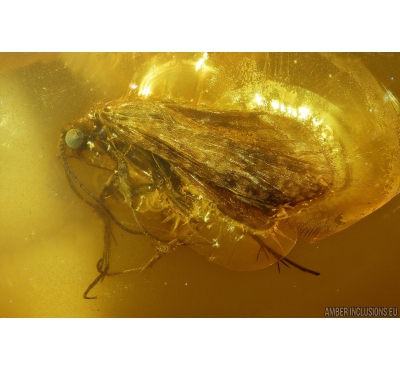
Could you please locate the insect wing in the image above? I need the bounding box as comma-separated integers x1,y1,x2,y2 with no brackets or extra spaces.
102,100,334,228
95,99,335,270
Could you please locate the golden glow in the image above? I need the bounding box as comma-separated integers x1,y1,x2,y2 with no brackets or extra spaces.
1,52,399,318
298,106,310,120
139,85,151,97
287,106,297,117
271,100,280,110
195,52,209,71
383,86,400,113
269,101,312,123
254,93,265,106
312,117,323,127
248,93,332,144
212,239,220,248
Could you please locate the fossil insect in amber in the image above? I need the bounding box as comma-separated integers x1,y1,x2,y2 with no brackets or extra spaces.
60,53,400,298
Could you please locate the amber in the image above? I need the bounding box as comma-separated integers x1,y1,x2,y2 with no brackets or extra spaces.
1,53,399,317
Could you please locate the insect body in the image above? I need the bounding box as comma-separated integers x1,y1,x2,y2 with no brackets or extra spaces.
60,53,400,298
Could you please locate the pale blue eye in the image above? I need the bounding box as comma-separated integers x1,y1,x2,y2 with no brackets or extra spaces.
65,129,84,149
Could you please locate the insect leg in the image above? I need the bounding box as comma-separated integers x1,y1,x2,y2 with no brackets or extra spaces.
60,136,148,236
257,245,270,260
253,235,320,276
83,215,112,299
104,238,180,277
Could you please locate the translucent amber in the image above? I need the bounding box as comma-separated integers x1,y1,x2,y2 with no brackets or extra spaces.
63,53,400,275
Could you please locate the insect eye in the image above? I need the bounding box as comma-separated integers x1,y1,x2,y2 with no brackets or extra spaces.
65,129,84,149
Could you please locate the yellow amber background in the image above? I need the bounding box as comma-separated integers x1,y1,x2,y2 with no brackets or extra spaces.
0,53,399,317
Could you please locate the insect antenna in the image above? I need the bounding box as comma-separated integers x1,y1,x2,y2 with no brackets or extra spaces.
60,134,148,236
61,134,183,298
